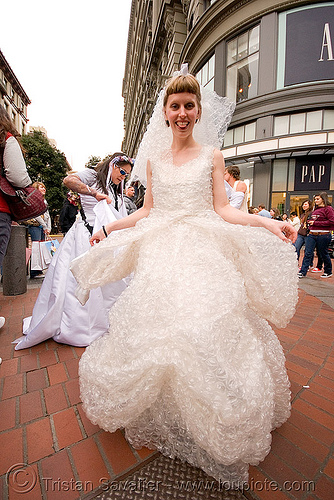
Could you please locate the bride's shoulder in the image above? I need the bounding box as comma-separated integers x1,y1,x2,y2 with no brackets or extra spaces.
212,148,225,169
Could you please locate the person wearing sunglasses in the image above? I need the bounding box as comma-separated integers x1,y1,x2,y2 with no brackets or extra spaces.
14,152,133,351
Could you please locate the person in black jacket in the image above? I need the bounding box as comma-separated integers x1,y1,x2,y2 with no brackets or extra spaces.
59,191,80,235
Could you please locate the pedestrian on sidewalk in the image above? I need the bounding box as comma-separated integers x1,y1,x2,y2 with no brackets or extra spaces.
59,191,80,235
298,192,334,279
293,199,314,263
0,105,32,328
257,203,272,217
123,185,138,215
71,68,298,488
26,181,51,279
14,153,133,349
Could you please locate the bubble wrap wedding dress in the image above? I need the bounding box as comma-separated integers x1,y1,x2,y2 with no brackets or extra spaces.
71,144,298,486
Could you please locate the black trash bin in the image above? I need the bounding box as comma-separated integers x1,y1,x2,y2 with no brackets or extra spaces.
2,225,27,296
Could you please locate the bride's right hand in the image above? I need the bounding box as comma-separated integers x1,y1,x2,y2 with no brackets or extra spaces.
89,228,106,246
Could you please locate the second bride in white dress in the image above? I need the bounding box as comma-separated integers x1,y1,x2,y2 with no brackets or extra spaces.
14,153,133,350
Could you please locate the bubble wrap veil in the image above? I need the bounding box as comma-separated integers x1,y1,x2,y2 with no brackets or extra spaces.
130,69,236,187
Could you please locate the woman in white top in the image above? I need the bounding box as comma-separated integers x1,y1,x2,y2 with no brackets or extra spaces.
14,153,133,349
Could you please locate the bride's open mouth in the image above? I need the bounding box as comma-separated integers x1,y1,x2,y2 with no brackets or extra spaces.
175,121,190,129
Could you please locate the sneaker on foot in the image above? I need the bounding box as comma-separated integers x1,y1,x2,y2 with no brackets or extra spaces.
320,273,333,278
297,272,305,278
0,317,5,329
311,268,322,272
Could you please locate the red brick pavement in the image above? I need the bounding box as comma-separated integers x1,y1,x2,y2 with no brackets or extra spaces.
0,277,333,500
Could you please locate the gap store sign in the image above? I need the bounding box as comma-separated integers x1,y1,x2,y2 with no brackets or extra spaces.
278,3,334,87
294,156,331,191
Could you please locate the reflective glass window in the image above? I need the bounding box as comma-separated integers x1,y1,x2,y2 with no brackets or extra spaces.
290,113,306,134
224,129,233,147
226,26,259,103
306,110,322,132
274,116,289,136
238,33,248,60
249,26,259,54
245,122,256,142
324,109,334,129
271,192,286,215
227,39,237,65
234,126,244,144
205,78,215,91
208,56,215,80
196,55,215,88
288,160,295,191
272,159,288,191
236,54,258,102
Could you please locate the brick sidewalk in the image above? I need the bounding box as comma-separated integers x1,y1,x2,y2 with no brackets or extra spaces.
0,281,333,500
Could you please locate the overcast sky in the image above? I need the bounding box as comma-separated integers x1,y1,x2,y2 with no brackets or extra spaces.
1,0,132,171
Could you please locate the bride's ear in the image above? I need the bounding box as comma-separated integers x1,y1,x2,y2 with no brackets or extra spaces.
164,110,170,127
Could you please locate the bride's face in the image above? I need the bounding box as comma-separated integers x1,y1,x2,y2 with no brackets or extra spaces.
164,92,200,138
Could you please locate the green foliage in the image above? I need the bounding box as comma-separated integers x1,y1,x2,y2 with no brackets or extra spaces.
85,155,101,168
21,131,69,222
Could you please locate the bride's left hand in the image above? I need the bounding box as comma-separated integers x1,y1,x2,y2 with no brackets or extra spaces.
268,220,297,243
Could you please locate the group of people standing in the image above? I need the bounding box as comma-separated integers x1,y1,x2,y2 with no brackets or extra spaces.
247,197,334,279
296,193,334,278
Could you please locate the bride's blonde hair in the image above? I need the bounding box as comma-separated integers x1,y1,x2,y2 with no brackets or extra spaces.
163,74,202,115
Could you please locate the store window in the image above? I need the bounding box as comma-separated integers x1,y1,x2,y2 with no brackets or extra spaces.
271,159,290,214
272,159,288,191
226,25,259,103
196,54,215,90
306,111,322,132
271,192,286,214
324,110,334,129
223,122,256,147
274,110,334,136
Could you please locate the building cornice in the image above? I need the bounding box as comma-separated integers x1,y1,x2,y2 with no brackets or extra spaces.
181,0,317,70
0,49,31,104
123,0,137,96
231,82,334,126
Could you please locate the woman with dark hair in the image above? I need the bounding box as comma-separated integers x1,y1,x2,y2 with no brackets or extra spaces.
298,192,334,278
14,152,133,349
269,207,283,220
293,199,314,262
0,105,31,328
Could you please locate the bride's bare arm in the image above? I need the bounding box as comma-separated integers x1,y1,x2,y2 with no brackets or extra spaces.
90,161,154,245
212,149,297,243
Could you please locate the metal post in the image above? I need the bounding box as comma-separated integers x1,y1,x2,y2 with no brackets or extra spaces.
2,225,27,296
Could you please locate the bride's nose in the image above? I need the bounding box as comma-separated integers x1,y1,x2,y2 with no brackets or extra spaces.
178,106,186,117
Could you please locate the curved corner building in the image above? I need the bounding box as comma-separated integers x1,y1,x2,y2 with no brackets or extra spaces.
123,0,334,212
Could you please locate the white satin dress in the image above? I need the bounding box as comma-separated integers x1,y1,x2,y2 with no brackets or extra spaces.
14,183,128,349
71,146,298,486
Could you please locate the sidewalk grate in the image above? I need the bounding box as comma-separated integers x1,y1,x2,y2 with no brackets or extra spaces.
91,454,246,500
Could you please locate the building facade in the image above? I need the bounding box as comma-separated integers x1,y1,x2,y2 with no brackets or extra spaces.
0,50,30,136
123,0,334,214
